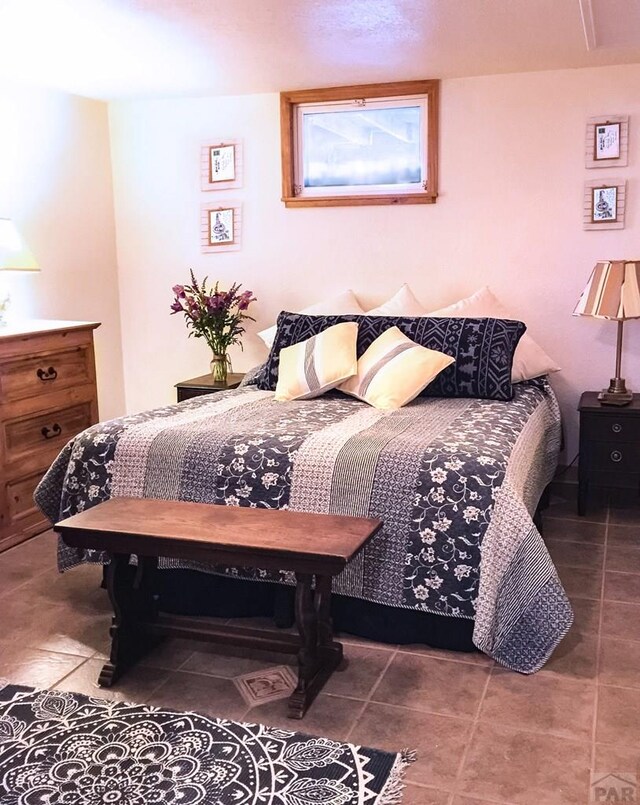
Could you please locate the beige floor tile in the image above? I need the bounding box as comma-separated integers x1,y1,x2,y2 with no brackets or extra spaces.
0,645,87,688
15,563,109,614
601,600,640,642
322,644,392,699
597,685,640,746
349,702,472,789
458,722,591,805
398,644,494,667
608,498,640,526
539,629,598,682
54,657,170,702
546,539,605,570
604,571,640,604
543,517,607,542
182,641,295,678
479,668,594,742
372,652,490,718
594,742,640,776
453,797,513,805
606,546,640,575
570,596,601,635
148,670,248,721
599,638,640,689
557,565,603,600
403,783,452,804
608,524,640,549
246,693,364,742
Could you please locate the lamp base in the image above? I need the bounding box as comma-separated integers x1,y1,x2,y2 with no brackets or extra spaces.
598,382,633,406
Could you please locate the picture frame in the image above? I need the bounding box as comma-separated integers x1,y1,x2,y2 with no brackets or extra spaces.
201,202,242,252
585,116,628,168
591,186,617,222
583,179,626,230
201,140,243,190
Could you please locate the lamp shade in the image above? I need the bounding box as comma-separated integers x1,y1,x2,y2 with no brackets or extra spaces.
573,260,640,321
0,218,39,271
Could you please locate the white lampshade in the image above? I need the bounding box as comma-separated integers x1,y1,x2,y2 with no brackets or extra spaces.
0,218,39,271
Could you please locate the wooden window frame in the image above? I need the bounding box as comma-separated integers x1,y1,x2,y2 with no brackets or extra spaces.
280,80,439,208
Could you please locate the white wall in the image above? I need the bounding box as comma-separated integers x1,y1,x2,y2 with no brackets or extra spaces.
0,82,125,420
109,63,640,460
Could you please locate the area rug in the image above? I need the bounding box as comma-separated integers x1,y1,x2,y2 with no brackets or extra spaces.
0,682,414,804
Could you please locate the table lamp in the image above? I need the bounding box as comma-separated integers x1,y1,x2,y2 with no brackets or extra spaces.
574,259,640,405
0,218,39,325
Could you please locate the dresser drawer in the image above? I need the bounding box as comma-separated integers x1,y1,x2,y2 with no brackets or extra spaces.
6,469,46,521
2,402,93,464
0,345,93,403
581,413,640,443
587,441,640,473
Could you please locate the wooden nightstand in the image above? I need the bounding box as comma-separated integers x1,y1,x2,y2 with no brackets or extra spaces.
578,391,640,515
175,372,245,403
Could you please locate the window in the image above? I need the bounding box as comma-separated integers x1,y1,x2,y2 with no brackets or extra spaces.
280,80,439,208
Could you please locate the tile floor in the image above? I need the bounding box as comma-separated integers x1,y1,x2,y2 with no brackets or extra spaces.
0,483,638,805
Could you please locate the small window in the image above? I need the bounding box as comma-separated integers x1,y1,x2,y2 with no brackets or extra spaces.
280,80,439,208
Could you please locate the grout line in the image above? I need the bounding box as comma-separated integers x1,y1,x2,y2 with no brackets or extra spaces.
590,493,610,773
447,661,494,802
48,655,93,689
344,645,398,743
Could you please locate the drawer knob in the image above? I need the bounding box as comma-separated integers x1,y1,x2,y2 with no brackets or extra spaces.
41,423,62,440
610,450,623,463
36,366,58,382
612,423,622,434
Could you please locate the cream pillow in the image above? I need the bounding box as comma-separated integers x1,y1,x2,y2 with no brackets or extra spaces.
274,322,358,401
258,289,364,350
426,286,560,383
366,284,427,316
339,326,454,410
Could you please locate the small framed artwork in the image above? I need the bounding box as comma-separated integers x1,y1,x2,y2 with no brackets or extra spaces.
201,140,243,190
583,179,626,230
201,202,242,252
585,116,628,168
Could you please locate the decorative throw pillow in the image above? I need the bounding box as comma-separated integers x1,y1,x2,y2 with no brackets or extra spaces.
339,326,454,410
366,284,427,316
426,286,560,383
257,289,364,350
274,322,358,401
258,313,526,401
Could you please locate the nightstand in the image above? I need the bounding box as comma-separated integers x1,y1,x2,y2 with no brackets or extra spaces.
578,391,640,515
175,372,245,403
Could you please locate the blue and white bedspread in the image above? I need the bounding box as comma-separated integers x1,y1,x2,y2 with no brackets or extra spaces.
35,379,571,673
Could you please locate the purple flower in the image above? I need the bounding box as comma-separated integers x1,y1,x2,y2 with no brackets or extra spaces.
172,284,186,298
170,300,183,313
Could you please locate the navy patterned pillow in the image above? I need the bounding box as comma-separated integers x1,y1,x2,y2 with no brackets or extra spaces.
256,313,526,401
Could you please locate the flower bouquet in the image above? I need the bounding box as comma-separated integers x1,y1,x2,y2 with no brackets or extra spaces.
171,270,257,383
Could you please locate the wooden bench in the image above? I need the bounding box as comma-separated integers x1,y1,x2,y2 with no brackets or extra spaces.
55,497,382,719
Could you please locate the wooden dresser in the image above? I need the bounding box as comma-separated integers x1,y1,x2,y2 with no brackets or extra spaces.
0,320,100,552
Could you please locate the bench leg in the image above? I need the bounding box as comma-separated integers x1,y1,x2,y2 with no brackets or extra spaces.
288,573,342,719
99,553,160,687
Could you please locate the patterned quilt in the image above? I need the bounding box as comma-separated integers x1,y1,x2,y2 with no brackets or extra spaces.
35,379,572,673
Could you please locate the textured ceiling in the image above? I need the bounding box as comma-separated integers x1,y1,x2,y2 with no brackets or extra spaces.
0,0,639,100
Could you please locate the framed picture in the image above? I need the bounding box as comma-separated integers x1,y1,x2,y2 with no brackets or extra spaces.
591,186,617,222
585,116,628,168
201,140,243,190
594,122,620,161
201,202,242,252
583,179,626,230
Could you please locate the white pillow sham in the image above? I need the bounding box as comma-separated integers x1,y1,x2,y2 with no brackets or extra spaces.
257,289,364,350
366,284,427,316
426,286,560,383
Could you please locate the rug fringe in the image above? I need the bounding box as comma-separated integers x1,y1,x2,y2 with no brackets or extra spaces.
376,747,417,804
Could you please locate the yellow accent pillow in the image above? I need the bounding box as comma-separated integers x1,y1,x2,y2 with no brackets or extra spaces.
274,322,358,401
339,326,454,410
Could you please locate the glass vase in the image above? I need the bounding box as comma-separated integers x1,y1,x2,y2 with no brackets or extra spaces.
210,353,229,384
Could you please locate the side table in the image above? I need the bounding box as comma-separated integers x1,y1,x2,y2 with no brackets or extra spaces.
175,372,245,403
578,391,640,515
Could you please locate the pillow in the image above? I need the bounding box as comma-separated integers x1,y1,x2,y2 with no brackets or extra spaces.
339,326,454,410
366,284,427,316
258,313,526,401
426,287,560,383
274,322,358,401
257,289,364,350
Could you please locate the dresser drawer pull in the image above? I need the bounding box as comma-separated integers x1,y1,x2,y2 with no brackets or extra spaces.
41,423,62,440
36,366,58,382
611,423,622,434
610,450,623,463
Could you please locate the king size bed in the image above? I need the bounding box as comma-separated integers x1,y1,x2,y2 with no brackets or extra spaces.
35,311,572,674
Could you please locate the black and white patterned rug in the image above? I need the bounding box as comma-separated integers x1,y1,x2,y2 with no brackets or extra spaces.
0,682,413,804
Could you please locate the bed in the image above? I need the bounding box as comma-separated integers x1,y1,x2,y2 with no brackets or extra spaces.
35,368,571,674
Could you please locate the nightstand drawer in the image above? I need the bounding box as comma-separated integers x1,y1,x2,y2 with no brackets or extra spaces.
0,346,93,403
582,413,640,443
2,402,93,464
588,441,640,473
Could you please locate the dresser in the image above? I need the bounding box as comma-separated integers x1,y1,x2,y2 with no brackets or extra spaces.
0,320,100,552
